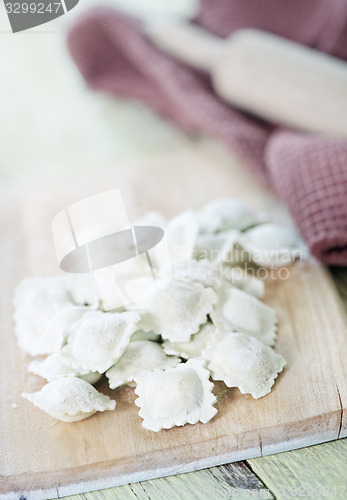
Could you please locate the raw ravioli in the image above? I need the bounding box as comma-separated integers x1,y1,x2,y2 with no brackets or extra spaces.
239,223,308,267
130,279,217,342
134,359,217,431
222,268,265,298
29,351,101,385
162,323,220,360
195,229,239,263
13,277,75,355
165,210,199,262
204,332,286,399
106,340,179,389
171,259,220,287
210,287,277,346
197,198,264,233
130,329,161,343
22,377,115,422
61,310,140,373
35,307,89,356
67,274,100,308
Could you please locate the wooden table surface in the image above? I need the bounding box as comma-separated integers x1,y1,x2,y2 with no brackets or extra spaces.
56,272,347,500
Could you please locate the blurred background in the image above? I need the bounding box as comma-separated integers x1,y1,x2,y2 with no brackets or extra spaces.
0,0,197,184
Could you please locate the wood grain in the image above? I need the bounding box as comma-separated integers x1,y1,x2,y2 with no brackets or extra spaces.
1,142,347,499
248,438,347,498
63,462,274,500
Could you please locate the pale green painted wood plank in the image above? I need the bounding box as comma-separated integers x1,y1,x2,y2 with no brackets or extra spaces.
247,438,347,499
138,463,273,500
63,463,273,500
86,484,141,499
244,270,347,497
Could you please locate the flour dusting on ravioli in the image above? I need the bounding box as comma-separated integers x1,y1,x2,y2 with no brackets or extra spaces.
130,329,161,343
13,277,74,355
106,341,179,389
29,351,101,384
210,287,277,346
195,229,240,263
171,259,220,287
35,307,89,356
204,332,286,399
222,268,265,299
162,323,221,360
67,274,100,308
22,377,115,422
134,359,217,431
61,310,140,373
130,279,217,342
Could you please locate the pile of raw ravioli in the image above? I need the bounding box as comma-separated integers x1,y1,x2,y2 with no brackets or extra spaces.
14,198,307,431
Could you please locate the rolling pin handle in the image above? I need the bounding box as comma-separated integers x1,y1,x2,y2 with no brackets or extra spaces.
146,20,223,72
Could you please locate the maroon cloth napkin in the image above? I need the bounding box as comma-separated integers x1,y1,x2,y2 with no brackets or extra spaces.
67,0,347,265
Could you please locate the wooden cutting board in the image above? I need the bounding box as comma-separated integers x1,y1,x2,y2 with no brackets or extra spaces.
1,142,347,500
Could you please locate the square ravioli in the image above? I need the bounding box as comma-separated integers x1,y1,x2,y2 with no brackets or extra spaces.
203,332,286,399
134,359,217,431
129,279,217,342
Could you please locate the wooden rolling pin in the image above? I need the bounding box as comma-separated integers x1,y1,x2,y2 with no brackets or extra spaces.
148,23,347,138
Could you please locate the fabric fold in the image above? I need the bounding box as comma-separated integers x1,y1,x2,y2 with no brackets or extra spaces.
266,131,347,265
67,1,347,265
